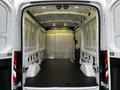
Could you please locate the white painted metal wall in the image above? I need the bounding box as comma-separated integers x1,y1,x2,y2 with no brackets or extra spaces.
23,12,46,67
76,9,99,84
22,12,46,85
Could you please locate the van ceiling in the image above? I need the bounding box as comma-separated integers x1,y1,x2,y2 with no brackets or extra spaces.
27,5,95,30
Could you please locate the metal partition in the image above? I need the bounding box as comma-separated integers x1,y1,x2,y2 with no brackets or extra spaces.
46,34,56,59
46,29,75,59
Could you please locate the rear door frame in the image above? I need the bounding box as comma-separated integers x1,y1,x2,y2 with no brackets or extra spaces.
15,0,105,90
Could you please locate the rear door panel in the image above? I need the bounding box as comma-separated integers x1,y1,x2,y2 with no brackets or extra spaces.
106,0,120,90
0,0,15,90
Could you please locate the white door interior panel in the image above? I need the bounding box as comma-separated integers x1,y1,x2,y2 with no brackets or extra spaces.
0,0,15,53
0,4,7,34
114,3,120,49
0,37,6,49
0,1,8,50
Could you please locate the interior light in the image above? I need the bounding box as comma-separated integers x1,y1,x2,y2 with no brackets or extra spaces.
56,5,62,9
42,6,46,9
74,6,79,9
64,22,67,26
63,5,69,9
53,23,56,27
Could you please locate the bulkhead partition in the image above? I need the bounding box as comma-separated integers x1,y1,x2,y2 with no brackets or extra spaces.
46,29,75,59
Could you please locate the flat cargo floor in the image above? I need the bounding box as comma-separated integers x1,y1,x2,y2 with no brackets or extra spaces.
25,59,97,87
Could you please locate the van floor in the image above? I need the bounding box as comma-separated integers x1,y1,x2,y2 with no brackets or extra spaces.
25,59,97,87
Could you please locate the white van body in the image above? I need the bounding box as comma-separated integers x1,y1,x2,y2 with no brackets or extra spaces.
0,0,120,90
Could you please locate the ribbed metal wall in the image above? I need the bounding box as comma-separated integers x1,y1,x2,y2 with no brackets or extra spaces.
46,29,75,59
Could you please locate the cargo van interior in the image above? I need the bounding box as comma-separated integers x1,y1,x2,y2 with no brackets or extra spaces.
22,5,99,88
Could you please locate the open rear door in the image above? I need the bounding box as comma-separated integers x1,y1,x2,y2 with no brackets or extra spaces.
106,0,120,90
0,0,15,90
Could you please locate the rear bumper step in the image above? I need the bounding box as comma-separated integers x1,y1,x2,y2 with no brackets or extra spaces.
23,86,99,90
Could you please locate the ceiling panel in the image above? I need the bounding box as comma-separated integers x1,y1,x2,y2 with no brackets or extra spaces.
27,5,95,30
